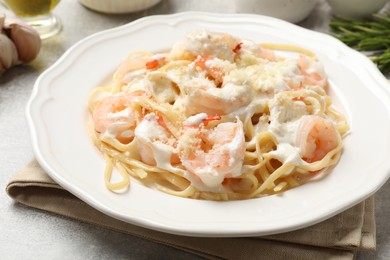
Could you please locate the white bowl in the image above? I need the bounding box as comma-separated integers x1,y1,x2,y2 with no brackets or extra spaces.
326,0,389,19
235,0,318,23
79,0,162,14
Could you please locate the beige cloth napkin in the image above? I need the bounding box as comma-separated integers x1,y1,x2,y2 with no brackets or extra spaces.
6,160,376,259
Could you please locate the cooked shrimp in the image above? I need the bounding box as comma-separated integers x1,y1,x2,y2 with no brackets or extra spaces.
113,52,152,84
114,52,170,85
184,82,252,116
134,113,179,168
184,61,252,116
296,115,339,163
92,90,147,143
194,56,235,86
145,54,168,70
235,40,276,61
169,30,240,62
178,114,246,188
298,55,328,88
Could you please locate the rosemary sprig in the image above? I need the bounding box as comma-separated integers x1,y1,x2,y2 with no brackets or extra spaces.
373,48,390,73
329,13,390,75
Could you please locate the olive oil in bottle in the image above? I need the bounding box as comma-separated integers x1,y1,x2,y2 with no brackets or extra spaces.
4,0,60,17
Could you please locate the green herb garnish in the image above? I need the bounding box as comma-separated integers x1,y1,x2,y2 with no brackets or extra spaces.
330,14,390,74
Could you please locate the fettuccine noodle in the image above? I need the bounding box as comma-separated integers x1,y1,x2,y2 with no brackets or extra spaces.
87,30,348,200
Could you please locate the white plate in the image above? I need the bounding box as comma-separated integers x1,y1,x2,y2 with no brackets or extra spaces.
27,12,390,237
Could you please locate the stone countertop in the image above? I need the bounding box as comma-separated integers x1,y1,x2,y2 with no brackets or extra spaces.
1,0,389,259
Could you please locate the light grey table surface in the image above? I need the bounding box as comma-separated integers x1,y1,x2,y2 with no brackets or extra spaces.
1,0,389,259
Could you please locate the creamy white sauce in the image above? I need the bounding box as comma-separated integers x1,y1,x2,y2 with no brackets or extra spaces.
104,121,130,139
149,53,165,61
240,39,261,55
102,108,135,139
134,113,184,175
305,58,326,78
136,113,167,139
107,107,131,120
184,113,208,126
97,30,335,192
146,71,178,103
267,143,306,173
122,69,146,84
175,30,238,61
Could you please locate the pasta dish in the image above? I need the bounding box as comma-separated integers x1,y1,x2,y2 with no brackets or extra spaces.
87,30,349,200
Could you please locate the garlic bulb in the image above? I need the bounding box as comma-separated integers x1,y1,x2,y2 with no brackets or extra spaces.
0,33,19,75
0,14,41,75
